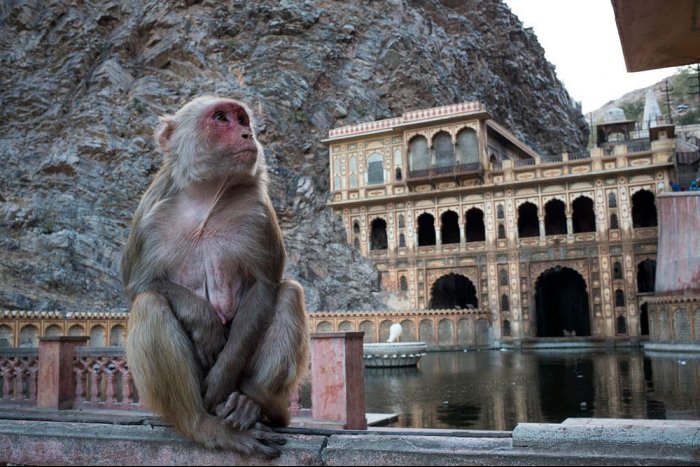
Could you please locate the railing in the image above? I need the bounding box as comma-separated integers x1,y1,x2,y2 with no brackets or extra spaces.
540,155,562,165
627,139,651,153
74,348,141,410
568,152,591,161
490,162,503,172
408,162,482,180
514,159,536,168
0,349,38,404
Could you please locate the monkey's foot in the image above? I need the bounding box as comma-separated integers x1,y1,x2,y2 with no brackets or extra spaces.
195,414,285,458
215,391,261,430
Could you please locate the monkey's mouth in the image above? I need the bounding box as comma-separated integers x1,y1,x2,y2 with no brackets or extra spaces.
231,149,257,165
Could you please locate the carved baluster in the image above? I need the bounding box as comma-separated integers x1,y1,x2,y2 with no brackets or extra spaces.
27,363,38,402
90,361,101,403
74,359,86,403
14,363,26,400
289,385,301,416
105,361,116,405
1,363,13,400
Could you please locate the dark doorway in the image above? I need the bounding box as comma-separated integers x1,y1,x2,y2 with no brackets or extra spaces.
429,273,478,309
572,197,596,233
544,199,567,235
518,202,540,238
631,190,657,227
370,218,387,250
637,259,656,293
418,213,436,246
535,267,591,337
465,208,485,242
441,210,460,244
640,303,650,336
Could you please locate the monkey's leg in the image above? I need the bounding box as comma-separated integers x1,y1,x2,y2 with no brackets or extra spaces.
126,292,285,457
216,280,309,429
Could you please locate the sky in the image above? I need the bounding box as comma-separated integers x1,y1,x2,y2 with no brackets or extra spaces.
504,0,681,115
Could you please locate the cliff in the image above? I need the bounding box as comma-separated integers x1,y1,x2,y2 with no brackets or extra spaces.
0,0,588,312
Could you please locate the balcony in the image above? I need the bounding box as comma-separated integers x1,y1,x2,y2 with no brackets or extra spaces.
407,162,483,183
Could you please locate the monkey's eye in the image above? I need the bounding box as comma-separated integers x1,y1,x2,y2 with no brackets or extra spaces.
238,115,248,126
213,111,229,123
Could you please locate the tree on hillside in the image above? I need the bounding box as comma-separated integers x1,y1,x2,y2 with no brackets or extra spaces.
620,100,644,121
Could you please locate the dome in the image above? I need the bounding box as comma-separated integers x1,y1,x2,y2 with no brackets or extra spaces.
604,107,627,122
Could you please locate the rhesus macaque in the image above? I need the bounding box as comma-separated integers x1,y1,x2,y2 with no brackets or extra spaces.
122,96,309,457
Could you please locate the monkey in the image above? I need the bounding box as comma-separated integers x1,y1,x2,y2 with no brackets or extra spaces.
122,96,309,458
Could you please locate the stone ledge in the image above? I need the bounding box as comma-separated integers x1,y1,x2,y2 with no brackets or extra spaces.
0,414,698,466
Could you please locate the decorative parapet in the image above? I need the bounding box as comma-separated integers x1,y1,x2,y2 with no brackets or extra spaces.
311,308,491,318
326,102,486,141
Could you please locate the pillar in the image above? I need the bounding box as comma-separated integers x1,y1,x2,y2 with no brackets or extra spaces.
37,336,89,409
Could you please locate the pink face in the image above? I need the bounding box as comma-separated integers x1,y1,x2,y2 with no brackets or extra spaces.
200,101,258,168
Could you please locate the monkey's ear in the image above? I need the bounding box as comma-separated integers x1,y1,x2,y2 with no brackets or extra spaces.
155,117,176,150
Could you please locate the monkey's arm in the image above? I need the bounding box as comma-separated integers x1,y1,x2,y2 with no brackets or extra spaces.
203,279,276,411
151,280,227,370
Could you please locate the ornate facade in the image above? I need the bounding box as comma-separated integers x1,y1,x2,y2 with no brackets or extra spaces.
325,102,677,344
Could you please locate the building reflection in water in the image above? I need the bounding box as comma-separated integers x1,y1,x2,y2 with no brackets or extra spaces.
360,350,700,431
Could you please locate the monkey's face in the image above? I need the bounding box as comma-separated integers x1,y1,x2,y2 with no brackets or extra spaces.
201,100,260,174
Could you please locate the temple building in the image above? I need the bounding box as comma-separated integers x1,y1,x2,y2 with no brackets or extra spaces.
325,102,677,344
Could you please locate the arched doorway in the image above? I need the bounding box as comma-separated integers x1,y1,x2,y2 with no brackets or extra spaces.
535,266,591,337
429,273,478,309
640,303,650,336
637,259,656,293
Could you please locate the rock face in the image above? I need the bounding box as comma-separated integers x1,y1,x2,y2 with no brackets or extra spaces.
0,0,588,312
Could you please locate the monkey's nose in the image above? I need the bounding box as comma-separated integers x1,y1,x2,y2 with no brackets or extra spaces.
242,132,251,139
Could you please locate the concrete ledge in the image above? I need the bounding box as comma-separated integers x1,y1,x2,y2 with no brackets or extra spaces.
0,415,698,465
513,418,700,459
644,342,700,353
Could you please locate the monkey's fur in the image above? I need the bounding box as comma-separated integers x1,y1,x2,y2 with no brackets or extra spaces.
122,96,309,457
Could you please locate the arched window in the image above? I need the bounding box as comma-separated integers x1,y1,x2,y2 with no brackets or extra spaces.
613,261,623,280
631,190,657,227
409,136,429,171
441,210,460,244
616,316,627,335
457,129,479,164
610,213,619,230
367,153,384,185
637,259,656,293
394,148,402,169
370,218,387,250
572,196,596,233
399,233,406,247
398,215,405,229
434,132,455,167
465,208,485,242
497,204,504,219
349,156,358,188
608,192,617,208
498,224,506,239
499,269,508,286
501,294,510,311
333,159,342,191
417,213,436,246
395,167,402,181
518,202,539,238
353,221,360,234
400,276,408,291
615,289,625,307
544,199,567,235
502,320,511,337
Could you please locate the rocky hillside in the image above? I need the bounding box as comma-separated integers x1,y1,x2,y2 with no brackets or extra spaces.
0,0,588,312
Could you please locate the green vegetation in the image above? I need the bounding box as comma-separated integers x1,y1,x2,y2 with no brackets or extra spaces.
620,99,644,121
128,98,147,115
677,109,700,125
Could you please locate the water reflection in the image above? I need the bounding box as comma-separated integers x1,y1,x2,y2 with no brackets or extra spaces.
360,349,700,430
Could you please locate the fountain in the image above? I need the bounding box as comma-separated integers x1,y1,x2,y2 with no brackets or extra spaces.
363,323,427,368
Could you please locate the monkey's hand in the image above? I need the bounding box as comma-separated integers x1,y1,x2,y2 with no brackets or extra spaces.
215,391,261,430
